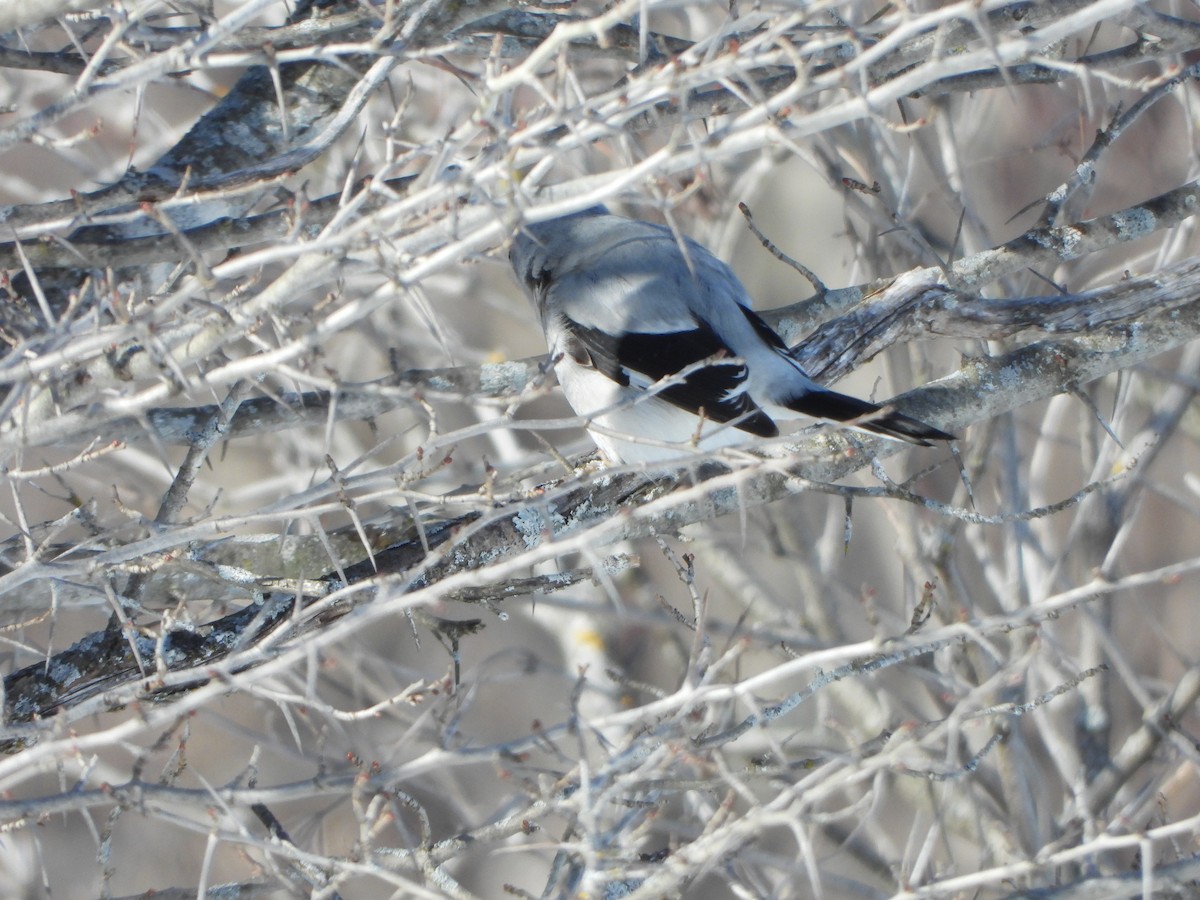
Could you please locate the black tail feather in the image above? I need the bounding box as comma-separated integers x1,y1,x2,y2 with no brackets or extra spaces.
785,389,954,446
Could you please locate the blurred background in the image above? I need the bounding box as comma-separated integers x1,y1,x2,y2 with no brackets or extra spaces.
1,1,1199,897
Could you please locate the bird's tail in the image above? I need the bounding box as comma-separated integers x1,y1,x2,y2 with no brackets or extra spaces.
783,389,954,446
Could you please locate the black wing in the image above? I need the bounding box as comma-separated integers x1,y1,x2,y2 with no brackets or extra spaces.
559,315,778,438
739,305,789,350
783,389,954,445
739,307,954,445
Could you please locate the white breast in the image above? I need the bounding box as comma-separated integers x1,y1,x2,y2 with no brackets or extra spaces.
554,355,760,464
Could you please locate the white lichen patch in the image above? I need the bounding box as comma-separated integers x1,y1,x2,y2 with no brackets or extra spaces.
1110,208,1156,241
450,542,505,569
513,505,566,547
206,626,244,649
600,555,634,575
562,498,594,532
997,365,1022,390
214,564,259,584
1046,183,1069,203
704,486,738,512
1033,225,1083,258
49,660,82,686
136,635,189,666
425,375,456,391
479,361,530,395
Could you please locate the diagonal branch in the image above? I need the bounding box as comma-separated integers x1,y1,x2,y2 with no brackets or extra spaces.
7,284,1200,736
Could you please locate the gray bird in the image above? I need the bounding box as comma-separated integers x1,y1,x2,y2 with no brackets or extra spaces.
510,206,952,463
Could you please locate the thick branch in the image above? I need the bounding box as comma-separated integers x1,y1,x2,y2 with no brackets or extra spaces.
7,286,1200,734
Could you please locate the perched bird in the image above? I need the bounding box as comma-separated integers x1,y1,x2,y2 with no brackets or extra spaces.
510,206,952,463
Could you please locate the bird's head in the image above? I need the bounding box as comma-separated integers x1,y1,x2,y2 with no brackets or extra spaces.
508,205,609,309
